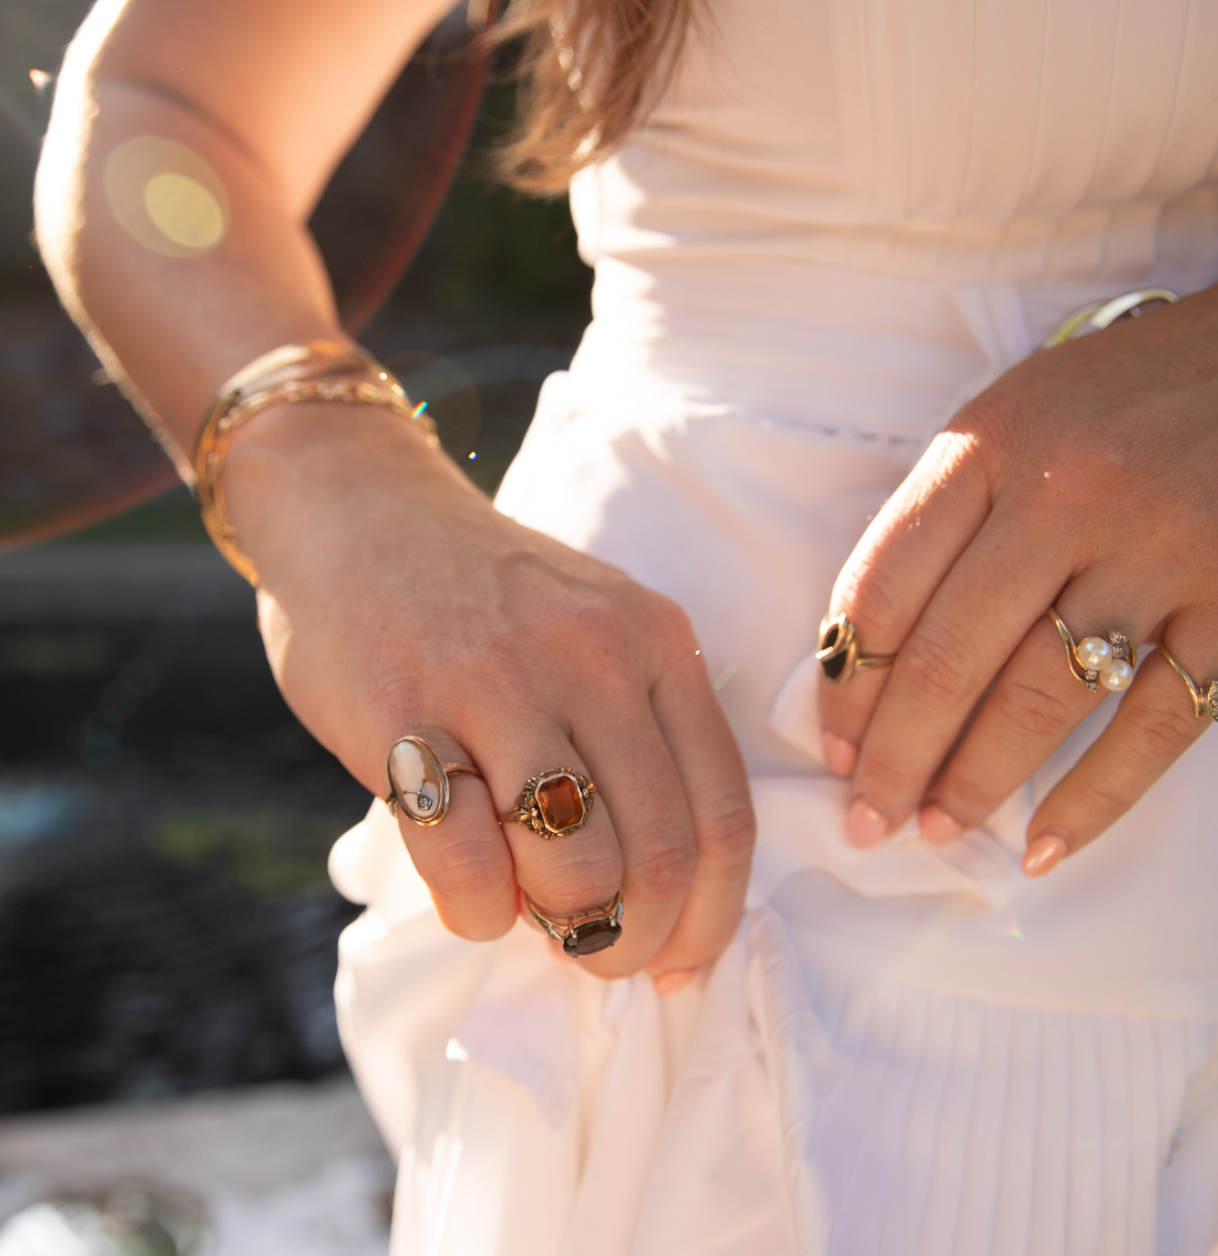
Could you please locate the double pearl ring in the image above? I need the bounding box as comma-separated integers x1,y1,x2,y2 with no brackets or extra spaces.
1048,608,1137,693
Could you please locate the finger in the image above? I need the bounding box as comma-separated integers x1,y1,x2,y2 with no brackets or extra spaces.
486,725,637,965
644,643,756,980
819,429,993,769
918,599,1139,843
845,514,1067,844
568,706,703,977
386,728,519,941
1022,639,1211,876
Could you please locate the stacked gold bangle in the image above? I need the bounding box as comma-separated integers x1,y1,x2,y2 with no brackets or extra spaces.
192,339,438,585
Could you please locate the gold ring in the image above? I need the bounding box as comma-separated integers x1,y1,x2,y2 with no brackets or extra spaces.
524,889,624,957
1159,647,1218,722
385,734,481,826
1047,607,1138,693
499,768,595,838
816,613,896,685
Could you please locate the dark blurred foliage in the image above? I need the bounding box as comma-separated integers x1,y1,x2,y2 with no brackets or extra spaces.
0,1,590,1115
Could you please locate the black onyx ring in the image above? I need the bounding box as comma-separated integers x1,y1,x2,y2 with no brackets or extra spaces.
385,735,481,826
499,768,596,839
816,613,896,685
525,889,624,957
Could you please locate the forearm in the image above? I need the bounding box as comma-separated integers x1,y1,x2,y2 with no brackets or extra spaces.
33,0,449,475
36,82,341,475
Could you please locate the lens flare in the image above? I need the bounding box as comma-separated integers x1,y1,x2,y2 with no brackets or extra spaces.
104,136,230,258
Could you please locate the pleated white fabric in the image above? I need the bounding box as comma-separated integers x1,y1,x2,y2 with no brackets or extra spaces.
331,0,1218,1250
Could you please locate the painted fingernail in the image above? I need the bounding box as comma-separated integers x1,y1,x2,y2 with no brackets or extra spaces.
653,969,697,997
1022,833,1069,878
822,732,858,776
919,803,964,844
845,798,889,848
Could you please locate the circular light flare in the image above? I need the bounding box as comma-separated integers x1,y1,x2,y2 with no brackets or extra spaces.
103,136,230,258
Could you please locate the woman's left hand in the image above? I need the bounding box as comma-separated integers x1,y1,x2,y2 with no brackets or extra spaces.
817,285,1218,876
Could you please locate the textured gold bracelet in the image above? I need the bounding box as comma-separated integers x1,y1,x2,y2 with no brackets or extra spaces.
193,342,437,586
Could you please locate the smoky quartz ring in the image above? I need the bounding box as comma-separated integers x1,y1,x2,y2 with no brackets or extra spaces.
525,888,624,957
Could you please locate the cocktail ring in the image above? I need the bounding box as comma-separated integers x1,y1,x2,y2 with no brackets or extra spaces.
385,735,481,826
1159,648,1218,723
816,613,896,685
524,889,624,957
1047,607,1138,693
499,768,595,838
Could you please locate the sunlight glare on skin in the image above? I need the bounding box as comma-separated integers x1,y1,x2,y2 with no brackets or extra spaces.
143,171,226,251
103,136,230,258
28,69,52,93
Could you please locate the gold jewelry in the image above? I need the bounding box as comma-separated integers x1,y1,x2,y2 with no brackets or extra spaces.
816,613,896,685
1158,648,1218,723
193,340,439,586
1042,288,1179,348
524,888,624,957
1048,607,1137,693
385,734,481,826
499,769,595,838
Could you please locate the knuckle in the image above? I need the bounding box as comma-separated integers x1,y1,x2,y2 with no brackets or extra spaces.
428,838,511,905
1124,700,1198,758
531,851,624,916
1073,773,1135,817
631,839,698,901
900,623,975,705
856,741,916,798
994,678,1076,739
840,561,903,640
696,795,757,868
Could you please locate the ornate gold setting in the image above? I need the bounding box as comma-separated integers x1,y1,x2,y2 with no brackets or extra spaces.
499,768,596,838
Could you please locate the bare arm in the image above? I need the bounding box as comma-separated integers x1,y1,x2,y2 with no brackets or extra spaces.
33,0,757,983
35,0,455,463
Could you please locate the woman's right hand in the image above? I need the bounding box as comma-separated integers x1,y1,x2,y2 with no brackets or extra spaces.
223,400,756,983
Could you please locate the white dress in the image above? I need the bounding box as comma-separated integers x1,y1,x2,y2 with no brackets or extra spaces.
330,1,1218,1251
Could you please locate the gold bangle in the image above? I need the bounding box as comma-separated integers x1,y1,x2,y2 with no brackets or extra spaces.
192,342,438,586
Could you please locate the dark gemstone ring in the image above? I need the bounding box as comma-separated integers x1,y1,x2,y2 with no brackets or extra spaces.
816,612,896,685
498,768,596,839
525,888,624,958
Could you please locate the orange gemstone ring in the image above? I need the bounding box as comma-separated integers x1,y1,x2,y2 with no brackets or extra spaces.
499,768,596,838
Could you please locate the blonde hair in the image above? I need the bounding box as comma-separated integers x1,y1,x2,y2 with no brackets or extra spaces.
487,0,700,194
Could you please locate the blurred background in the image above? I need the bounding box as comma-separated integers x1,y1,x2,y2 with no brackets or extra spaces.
0,2,590,1251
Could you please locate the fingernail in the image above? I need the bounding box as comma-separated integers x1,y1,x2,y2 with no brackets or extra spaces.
653,969,697,997
822,732,858,776
919,803,963,845
1022,833,1069,878
845,798,889,848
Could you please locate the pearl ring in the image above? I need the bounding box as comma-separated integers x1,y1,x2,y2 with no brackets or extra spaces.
1048,607,1137,694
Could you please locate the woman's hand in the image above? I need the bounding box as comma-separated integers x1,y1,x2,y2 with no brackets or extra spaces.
817,286,1218,875
224,402,756,982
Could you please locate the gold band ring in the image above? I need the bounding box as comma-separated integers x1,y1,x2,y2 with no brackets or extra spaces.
1159,648,1218,723
524,889,624,957
1042,288,1178,348
499,768,596,838
816,613,896,685
385,735,481,826
1047,607,1138,693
